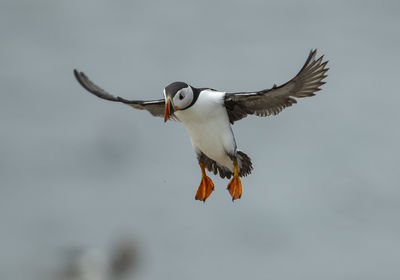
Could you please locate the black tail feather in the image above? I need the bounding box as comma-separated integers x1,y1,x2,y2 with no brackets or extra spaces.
237,151,253,177
197,150,253,179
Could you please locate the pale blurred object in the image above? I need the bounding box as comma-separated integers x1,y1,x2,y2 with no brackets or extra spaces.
61,249,108,280
59,241,138,280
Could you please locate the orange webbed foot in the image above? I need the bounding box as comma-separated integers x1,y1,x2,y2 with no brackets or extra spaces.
227,160,242,201
195,175,214,202
227,176,242,201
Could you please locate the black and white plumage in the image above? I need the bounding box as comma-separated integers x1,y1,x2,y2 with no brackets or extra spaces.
74,49,328,201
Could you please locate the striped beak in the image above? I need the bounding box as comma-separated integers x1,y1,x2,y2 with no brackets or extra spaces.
164,97,174,122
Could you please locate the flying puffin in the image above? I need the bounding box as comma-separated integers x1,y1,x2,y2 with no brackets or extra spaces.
74,49,328,202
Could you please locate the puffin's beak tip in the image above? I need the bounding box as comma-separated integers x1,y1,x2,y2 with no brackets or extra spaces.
164,98,171,122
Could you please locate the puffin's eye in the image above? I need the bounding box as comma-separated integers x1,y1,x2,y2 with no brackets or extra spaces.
179,93,184,100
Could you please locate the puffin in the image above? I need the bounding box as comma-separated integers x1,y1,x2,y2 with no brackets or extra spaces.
74,49,328,202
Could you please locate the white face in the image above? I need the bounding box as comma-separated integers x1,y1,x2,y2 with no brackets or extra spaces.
172,86,194,110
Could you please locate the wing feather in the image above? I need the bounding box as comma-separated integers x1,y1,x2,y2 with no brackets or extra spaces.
73,69,165,118
224,49,329,123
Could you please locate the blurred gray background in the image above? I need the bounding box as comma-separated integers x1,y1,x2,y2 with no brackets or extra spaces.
1,0,400,279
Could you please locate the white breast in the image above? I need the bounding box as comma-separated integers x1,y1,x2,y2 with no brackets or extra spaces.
174,90,236,171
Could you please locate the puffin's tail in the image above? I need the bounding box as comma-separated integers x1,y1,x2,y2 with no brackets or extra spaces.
237,151,253,177
197,150,253,179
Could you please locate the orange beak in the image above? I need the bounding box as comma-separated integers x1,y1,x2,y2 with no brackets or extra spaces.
164,98,172,122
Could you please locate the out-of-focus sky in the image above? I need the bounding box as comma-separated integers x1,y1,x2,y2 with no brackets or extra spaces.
1,0,399,279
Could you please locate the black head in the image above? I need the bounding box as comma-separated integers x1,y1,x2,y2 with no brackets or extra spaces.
163,82,196,122
164,82,189,98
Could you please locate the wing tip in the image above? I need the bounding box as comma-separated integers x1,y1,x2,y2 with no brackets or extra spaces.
73,68,84,79
73,68,80,80
291,48,329,96
73,68,90,90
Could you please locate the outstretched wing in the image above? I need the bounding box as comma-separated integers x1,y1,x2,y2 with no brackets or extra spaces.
224,49,328,124
74,69,165,118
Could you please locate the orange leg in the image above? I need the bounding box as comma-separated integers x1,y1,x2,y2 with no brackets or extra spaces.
227,161,242,201
195,162,215,202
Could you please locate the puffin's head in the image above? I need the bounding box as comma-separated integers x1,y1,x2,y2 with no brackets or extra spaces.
163,82,194,122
